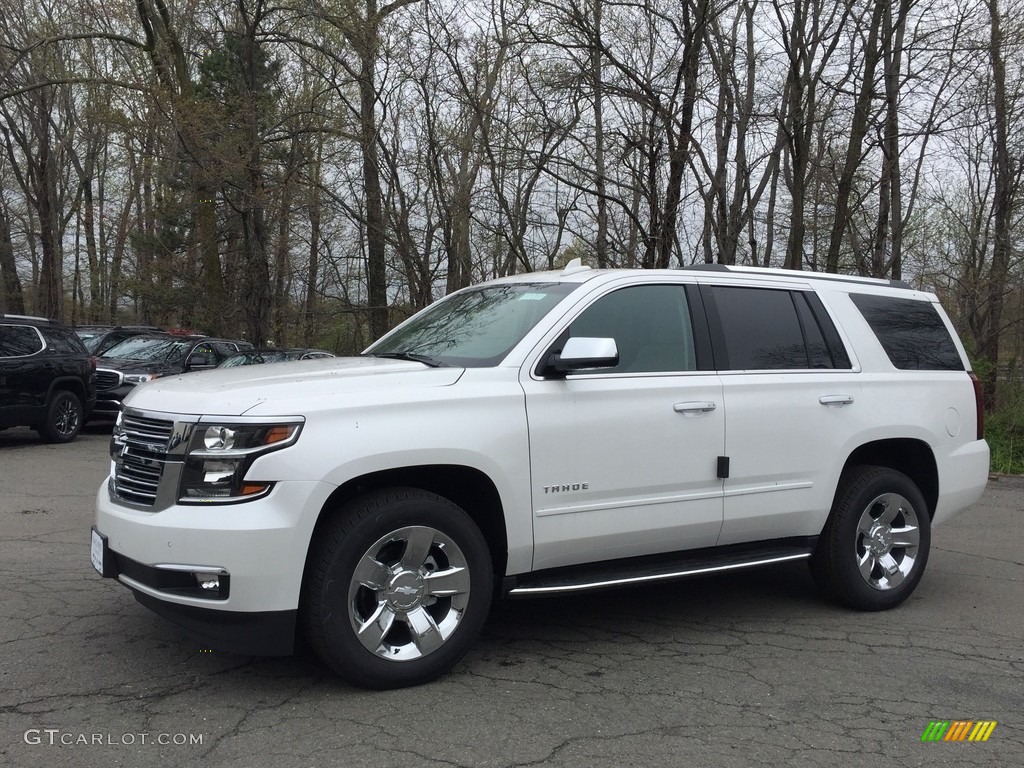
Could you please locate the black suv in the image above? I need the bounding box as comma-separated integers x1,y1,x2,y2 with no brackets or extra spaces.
0,315,97,443
94,335,251,418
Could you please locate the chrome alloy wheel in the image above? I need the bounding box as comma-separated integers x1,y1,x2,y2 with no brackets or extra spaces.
854,492,921,591
348,525,471,661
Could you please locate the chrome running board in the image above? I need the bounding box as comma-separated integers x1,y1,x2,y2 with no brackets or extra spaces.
506,538,816,597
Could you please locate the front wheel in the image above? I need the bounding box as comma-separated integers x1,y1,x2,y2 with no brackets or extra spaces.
303,488,493,689
811,466,931,611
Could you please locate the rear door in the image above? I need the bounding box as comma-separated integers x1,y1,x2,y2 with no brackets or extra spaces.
41,327,95,405
0,325,47,418
699,282,859,544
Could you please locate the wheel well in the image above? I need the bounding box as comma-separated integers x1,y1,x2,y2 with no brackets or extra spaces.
309,465,509,577
842,439,938,518
48,378,86,402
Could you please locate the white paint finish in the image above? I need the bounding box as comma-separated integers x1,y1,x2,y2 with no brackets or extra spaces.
95,265,991,623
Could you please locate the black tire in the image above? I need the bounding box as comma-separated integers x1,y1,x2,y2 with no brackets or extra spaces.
811,465,931,611
38,390,83,443
302,488,493,689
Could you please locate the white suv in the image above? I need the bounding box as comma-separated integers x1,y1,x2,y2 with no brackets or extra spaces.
92,263,990,688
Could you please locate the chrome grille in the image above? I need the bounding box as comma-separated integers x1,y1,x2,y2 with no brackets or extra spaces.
121,412,175,450
96,369,122,390
112,455,164,505
111,412,177,507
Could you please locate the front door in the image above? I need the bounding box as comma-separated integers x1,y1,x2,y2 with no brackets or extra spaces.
521,282,725,571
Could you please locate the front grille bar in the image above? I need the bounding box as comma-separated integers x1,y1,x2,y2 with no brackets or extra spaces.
110,409,184,509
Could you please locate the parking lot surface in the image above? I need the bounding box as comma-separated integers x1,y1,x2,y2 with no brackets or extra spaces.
1,426,1021,767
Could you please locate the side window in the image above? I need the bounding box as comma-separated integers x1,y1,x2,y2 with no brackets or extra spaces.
850,293,964,371
212,342,237,360
794,293,852,369
0,326,44,357
568,285,696,373
42,328,86,355
706,286,817,370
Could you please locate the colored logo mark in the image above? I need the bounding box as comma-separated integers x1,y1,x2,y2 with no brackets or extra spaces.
921,720,997,742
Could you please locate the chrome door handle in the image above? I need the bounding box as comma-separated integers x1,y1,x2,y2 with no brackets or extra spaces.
819,395,854,406
673,401,717,413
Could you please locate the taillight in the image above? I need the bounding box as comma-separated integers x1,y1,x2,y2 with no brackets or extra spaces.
969,372,985,440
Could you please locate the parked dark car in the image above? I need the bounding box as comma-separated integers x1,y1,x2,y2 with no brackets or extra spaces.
75,325,166,355
93,335,251,418
1,314,97,442
218,348,335,367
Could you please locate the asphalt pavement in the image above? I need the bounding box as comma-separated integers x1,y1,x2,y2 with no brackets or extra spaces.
1,425,1021,767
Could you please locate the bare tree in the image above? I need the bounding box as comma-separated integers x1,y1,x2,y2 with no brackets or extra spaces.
307,0,423,340
979,0,1023,406
0,7,75,319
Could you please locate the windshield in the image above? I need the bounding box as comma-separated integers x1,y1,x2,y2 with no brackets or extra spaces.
102,337,193,364
365,282,577,367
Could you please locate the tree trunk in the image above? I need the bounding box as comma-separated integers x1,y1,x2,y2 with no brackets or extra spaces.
358,25,389,340
304,146,322,344
0,204,26,314
982,0,1014,408
34,121,63,321
592,0,609,268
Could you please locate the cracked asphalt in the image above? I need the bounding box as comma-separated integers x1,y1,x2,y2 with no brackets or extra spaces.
1,426,1021,768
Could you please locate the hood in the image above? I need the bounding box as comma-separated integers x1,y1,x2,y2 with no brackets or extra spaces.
122,356,465,417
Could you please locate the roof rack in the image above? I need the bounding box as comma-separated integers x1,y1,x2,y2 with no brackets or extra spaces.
682,264,912,290
1,313,57,323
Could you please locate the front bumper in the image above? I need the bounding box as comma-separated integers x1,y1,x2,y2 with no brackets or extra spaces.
95,533,295,655
130,592,296,656
93,477,335,654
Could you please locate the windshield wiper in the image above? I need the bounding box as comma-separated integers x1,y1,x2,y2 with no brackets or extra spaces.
367,352,446,368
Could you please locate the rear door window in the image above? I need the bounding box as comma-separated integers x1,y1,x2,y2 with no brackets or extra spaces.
704,286,850,371
42,328,86,355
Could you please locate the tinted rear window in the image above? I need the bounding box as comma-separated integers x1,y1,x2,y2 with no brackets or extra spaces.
42,327,87,354
850,294,964,371
705,286,850,370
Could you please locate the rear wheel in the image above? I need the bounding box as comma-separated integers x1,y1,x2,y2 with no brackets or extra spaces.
303,488,493,689
811,465,931,611
38,390,83,443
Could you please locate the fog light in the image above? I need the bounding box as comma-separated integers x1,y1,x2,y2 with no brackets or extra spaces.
195,572,221,591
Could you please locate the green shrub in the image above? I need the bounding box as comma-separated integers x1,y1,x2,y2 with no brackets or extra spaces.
987,378,1024,475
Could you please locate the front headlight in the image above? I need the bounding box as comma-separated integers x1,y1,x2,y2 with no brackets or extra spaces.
124,373,159,385
179,420,303,503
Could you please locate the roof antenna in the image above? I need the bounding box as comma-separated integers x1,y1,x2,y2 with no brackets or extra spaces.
560,258,592,276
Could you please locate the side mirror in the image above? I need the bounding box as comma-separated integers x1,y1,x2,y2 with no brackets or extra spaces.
543,337,619,376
